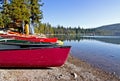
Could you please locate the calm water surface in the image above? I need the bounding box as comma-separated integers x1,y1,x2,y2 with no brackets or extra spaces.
63,36,120,76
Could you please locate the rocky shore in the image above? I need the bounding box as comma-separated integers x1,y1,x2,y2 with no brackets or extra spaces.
0,55,120,81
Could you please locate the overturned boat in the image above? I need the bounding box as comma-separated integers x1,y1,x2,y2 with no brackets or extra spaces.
0,41,71,67
0,31,58,43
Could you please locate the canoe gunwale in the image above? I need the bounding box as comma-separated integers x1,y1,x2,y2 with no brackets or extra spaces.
0,43,71,51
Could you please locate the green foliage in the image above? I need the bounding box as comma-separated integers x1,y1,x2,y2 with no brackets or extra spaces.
9,0,30,22
30,0,43,23
35,23,120,36
35,23,54,34
0,0,43,28
0,0,11,27
0,13,4,27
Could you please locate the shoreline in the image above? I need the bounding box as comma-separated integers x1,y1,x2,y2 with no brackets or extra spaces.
0,55,120,81
67,55,120,81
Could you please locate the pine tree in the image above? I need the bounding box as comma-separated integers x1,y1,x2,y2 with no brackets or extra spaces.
0,0,11,28
30,0,43,24
0,13,4,28
9,0,30,22
0,0,43,33
29,0,43,34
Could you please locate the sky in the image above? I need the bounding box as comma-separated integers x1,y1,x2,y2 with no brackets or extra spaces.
41,0,120,28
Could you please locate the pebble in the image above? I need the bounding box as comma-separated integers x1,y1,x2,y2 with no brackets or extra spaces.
70,72,77,79
113,72,116,75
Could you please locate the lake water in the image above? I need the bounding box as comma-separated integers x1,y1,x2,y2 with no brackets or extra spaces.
62,35,120,76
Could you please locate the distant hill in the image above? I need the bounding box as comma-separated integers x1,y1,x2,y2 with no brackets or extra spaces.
93,23,120,36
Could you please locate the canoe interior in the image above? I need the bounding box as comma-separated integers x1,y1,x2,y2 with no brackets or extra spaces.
0,37,58,48
0,42,70,50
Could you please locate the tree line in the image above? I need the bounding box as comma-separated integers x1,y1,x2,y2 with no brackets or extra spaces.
35,23,96,35
0,0,95,35
0,0,101,36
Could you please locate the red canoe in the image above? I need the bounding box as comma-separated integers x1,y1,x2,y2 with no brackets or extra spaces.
0,32,57,43
0,44,71,67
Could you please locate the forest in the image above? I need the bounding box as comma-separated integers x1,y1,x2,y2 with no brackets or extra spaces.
0,0,42,32
0,0,119,36
0,0,90,35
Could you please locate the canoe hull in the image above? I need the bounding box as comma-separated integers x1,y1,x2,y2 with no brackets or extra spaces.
0,46,70,67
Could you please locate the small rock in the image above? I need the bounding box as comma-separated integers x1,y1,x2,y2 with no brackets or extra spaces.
58,74,63,78
55,74,62,80
70,72,77,79
113,72,116,75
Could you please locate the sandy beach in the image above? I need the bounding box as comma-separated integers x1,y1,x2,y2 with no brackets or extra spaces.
0,55,120,81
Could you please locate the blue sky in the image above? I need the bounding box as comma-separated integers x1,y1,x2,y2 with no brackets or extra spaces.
42,0,120,28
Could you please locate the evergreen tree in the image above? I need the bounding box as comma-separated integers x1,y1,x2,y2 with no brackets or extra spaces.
9,0,30,22
0,13,4,28
30,0,43,24
0,0,11,28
